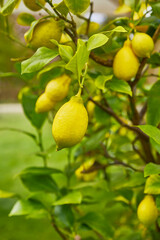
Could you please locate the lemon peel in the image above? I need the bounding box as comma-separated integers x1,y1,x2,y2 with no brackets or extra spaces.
132,33,154,58
45,74,71,102
52,93,88,150
75,159,97,181
23,0,45,11
137,195,158,226
113,39,139,81
25,19,63,49
35,93,56,113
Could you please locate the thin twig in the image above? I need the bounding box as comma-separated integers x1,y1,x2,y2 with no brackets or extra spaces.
132,137,146,162
86,2,94,35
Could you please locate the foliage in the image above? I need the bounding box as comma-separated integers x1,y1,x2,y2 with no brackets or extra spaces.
0,0,160,239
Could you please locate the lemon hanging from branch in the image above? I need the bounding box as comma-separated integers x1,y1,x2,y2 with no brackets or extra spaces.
113,39,139,81
137,195,158,226
132,33,154,58
52,90,88,150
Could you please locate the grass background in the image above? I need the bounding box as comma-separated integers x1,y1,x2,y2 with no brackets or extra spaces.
0,113,68,240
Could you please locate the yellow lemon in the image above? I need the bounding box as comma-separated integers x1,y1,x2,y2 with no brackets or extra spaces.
35,93,56,113
23,0,45,11
113,39,139,81
137,195,158,226
114,3,131,14
75,159,97,181
60,33,71,43
77,22,100,35
52,94,88,150
26,19,63,49
45,74,71,102
132,33,154,58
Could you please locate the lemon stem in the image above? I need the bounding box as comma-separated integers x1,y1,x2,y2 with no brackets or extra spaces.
76,88,82,97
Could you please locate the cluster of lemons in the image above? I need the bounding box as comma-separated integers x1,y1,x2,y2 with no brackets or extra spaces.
113,32,154,81
22,2,159,226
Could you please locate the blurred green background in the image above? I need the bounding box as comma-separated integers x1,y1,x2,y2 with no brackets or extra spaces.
0,114,68,239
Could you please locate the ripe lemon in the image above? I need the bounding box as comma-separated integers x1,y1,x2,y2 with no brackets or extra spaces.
45,74,71,102
23,0,45,11
77,22,100,35
52,94,88,150
26,19,63,49
35,93,56,113
137,195,158,226
113,39,139,81
132,33,154,58
75,159,97,181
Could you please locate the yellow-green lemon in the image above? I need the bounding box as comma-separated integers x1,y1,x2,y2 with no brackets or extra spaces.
77,22,100,35
137,195,158,226
75,159,97,181
23,0,45,11
113,39,139,81
52,94,88,150
26,19,63,49
132,33,154,58
45,74,71,102
35,93,56,113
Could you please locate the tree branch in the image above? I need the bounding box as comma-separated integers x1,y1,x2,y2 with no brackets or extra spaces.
90,52,113,67
88,96,148,139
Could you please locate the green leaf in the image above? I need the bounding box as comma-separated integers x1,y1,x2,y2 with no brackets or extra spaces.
147,81,160,126
0,0,18,16
53,191,82,205
150,2,160,18
106,77,132,96
144,163,160,177
64,0,90,14
140,16,160,28
75,129,107,157
21,47,59,74
24,19,40,43
65,39,89,80
20,174,58,193
103,26,127,36
59,44,73,62
9,199,48,218
0,190,16,198
22,93,46,129
17,12,35,26
55,1,69,16
137,125,160,145
147,53,160,68
95,75,113,90
80,212,113,238
54,205,74,228
37,61,66,79
87,34,109,51
20,167,62,176
144,175,160,195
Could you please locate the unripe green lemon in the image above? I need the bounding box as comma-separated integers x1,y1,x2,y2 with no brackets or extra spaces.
26,19,63,49
75,159,97,181
45,74,71,102
113,39,139,81
35,93,56,113
132,33,154,58
52,94,88,150
23,0,45,11
137,195,158,226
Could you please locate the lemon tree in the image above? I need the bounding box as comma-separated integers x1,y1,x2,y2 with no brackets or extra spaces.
1,0,160,239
